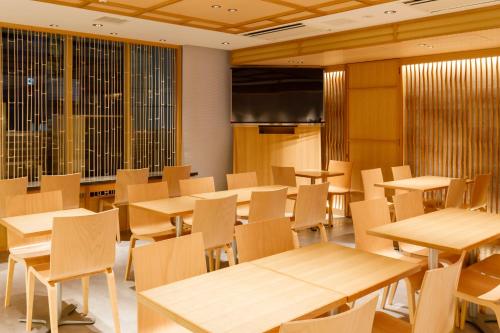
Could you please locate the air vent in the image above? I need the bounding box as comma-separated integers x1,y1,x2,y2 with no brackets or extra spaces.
94,16,128,24
403,0,439,5
244,23,304,37
402,0,500,14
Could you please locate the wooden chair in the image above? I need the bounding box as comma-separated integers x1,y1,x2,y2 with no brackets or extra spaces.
235,217,294,263
272,166,297,187
124,182,176,280
26,209,121,333
372,253,465,333
192,195,237,270
469,174,491,211
350,198,426,322
248,187,288,223
226,171,258,219
391,165,412,196
4,191,62,309
179,176,215,226
444,178,467,208
292,182,329,247
133,233,207,333
361,168,394,211
226,171,258,190
280,295,378,333
40,173,81,209
326,160,353,221
456,253,500,330
0,177,28,252
162,165,191,198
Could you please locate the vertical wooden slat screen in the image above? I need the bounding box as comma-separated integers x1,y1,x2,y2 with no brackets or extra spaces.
403,57,500,213
130,44,177,175
0,28,65,184
72,37,124,181
322,70,347,168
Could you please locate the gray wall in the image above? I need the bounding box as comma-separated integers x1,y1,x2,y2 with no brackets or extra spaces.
181,45,232,190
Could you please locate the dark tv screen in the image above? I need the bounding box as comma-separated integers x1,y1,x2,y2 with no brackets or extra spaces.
231,67,324,124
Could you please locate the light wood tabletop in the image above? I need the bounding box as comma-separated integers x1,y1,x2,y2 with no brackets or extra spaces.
368,208,500,269
251,242,421,301
374,175,457,192
137,262,346,333
0,208,95,238
295,169,343,184
191,185,298,203
128,195,199,217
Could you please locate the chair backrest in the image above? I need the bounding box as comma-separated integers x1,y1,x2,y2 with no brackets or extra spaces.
272,166,296,187
327,160,352,189
413,253,465,333
0,177,28,217
192,195,237,250
226,171,258,190
49,209,118,281
162,165,191,197
391,165,413,195
40,173,81,209
361,168,386,200
179,176,215,196
127,182,170,232
248,187,288,223
133,233,207,333
293,182,329,230
115,168,149,204
235,217,294,263
350,198,394,252
393,190,424,221
279,296,378,333
470,174,491,210
445,178,467,208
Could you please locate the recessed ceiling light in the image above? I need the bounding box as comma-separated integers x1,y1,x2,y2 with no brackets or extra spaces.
110,32,118,36
227,8,238,12
427,45,434,48
384,10,397,14
211,4,222,8
98,0,108,3
49,24,59,27
92,23,104,27
418,43,427,47
221,42,230,45
159,39,167,42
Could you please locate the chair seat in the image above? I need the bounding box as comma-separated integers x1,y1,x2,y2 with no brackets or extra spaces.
373,248,427,266
132,222,176,238
182,215,193,226
469,254,500,278
399,243,429,257
458,268,500,302
236,204,250,218
29,262,52,283
10,241,51,260
372,311,411,333
328,185,350,194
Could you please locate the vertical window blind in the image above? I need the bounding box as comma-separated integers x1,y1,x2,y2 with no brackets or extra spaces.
403,57,500,213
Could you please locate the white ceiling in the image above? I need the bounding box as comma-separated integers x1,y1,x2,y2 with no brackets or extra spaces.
0,0,498,50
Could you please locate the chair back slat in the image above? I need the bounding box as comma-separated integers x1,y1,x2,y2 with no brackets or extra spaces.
40,173,81,209
328,160,352,189
179,177,215,196
470,174,491,210
350,198,394,252
162,165,191,197
293,182,328,230
445,179,467,208
49,209,118,281
0,177,28,217
114,168,149,204
226,171,258,190
235,217,294,263
128,182,170,232
391,165,413,195
393,190,424,221
361,168,386,200
248,188,287,223
192,195,237,250
272,166,296,187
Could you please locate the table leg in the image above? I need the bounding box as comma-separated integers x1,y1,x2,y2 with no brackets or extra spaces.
428,248,439,269
175,216,182,237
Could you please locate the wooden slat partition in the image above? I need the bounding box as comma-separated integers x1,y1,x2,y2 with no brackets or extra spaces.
402,57,500,213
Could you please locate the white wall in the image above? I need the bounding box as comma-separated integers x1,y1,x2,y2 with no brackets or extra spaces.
181,45,232,190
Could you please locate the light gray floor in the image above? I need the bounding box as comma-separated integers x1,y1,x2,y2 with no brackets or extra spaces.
0,218,497,332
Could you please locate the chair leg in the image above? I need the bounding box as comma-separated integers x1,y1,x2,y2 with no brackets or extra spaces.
4,255,16,308
318,224,328,243
124,236,136,280
47,283,59,333
224,245,235,266
381,286,389,309
207,250,215,272
26,269,35,332
327,195,334,226
82,277,90,315
292,230,300,248
105,269,121,333
459,300,467,330
388,281,398,305
215,248,221,270
404,278,416,325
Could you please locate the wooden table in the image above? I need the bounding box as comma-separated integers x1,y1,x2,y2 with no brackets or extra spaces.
367,208,500,269
138,263,346,333
374,175,457,192
191,185,298,203
295,169,343,184
252,242,421,301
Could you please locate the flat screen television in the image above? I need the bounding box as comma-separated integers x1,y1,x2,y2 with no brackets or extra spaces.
231,67,324,124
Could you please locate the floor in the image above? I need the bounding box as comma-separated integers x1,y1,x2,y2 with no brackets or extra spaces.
0,218,497,333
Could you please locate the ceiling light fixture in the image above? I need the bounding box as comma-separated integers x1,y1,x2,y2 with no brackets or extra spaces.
221,42,230,45
159,39,167,42
384,10,396,14
110,32,118,36
49,24,59,27
418,43,427,47
227,8,238,12
92,23,104,27
98,0,108,3
211,4,222,8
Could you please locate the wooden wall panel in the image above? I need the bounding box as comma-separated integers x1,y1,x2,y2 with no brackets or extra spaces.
348,59,402,192
233,125,321,186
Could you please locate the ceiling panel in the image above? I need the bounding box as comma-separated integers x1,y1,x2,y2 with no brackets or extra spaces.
34,0,394,33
